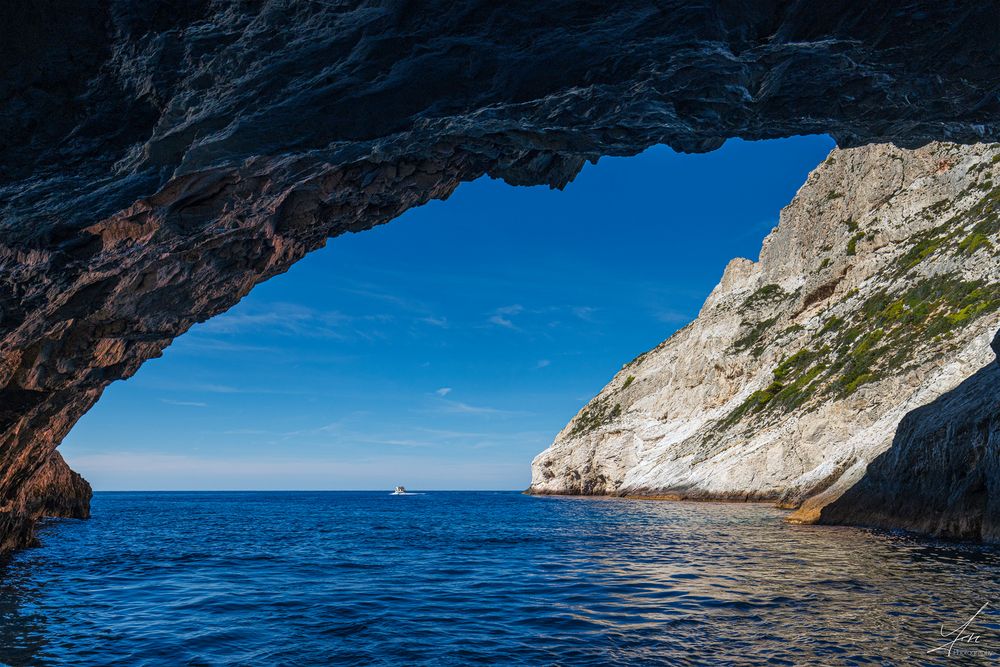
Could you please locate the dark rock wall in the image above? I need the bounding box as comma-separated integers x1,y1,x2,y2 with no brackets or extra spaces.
3,1,1000,550
820,333,1000,541
0,451,90,553
6,1,1000,234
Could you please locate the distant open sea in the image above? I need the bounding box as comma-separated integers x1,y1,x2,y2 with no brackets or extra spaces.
1,491,999,666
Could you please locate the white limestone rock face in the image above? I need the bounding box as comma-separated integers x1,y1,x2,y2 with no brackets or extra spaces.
529,142,1000,521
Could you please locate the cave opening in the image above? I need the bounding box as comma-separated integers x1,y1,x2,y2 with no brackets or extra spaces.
58,136,835,491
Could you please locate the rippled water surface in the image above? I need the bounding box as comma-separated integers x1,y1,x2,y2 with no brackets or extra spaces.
2,492,999,665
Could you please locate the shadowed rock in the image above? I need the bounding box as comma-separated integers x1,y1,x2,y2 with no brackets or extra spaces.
819,333,1000,541
4,1,1000,550
0,452,90,553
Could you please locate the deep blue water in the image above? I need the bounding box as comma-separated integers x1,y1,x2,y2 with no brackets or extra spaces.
1,492,999,666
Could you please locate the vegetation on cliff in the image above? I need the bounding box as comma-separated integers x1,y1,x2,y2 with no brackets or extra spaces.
721,174,1000,428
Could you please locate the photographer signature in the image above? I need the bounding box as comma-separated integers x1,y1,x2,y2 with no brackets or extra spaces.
927,602,994,658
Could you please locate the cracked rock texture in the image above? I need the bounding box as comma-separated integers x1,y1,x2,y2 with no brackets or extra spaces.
529,142,1000,536
4,1,1000,549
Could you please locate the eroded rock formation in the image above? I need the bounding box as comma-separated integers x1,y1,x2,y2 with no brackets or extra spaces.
0,452,90,553
529,142,1000,533
4,1,1000,549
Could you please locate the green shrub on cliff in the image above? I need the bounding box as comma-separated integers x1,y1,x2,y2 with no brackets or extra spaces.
959,231,993,254
721,273,1000,425
742,284,786,309
732,316,778,355
846,232,864,256
570,398,623,436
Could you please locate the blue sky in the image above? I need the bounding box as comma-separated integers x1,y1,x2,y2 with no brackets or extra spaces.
61,135,835,490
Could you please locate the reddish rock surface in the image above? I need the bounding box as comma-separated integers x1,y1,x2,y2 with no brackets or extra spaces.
0,451,90,553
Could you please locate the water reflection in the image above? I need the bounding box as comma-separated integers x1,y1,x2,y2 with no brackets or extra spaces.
0,548,53,666
0,493,997,665
519,497,1000,664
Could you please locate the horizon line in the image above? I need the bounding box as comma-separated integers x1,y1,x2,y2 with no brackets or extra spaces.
88,488,528,493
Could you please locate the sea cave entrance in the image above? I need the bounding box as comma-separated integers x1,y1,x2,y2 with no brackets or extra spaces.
58,136,835,492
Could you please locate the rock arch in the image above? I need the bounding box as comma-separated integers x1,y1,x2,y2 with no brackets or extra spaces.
3,1,1000,549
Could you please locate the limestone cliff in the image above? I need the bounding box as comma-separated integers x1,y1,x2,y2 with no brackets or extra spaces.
530,142,1000,535
5,2,1000,551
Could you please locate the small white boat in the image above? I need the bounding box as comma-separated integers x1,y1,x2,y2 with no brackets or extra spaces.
391,486,407,495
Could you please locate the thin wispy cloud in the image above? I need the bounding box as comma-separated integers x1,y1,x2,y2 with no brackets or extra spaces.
198,303,407,343
488,304,524,330
216,422,441,450
655,309,693,324
486,303,601,334
197,286,450,344
160,399,208,407
488,314,518,330
338,285,430,313
535,359,551,369
189,382,302,395
333,280,457,333
434,399,525,416
441,400,506,415
173,337,278,354
413,427,492,439
137,381,312,397
412,427,551,450
191,383,246,394
435,387,453,396
212,422,543,452
211,419,351,442
353,437,432,448
272,421,345,440
199,303,353,339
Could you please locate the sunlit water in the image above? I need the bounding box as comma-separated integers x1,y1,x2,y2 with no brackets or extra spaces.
1,492,999,666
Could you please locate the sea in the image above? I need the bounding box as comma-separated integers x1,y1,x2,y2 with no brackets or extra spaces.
0,491,998,666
